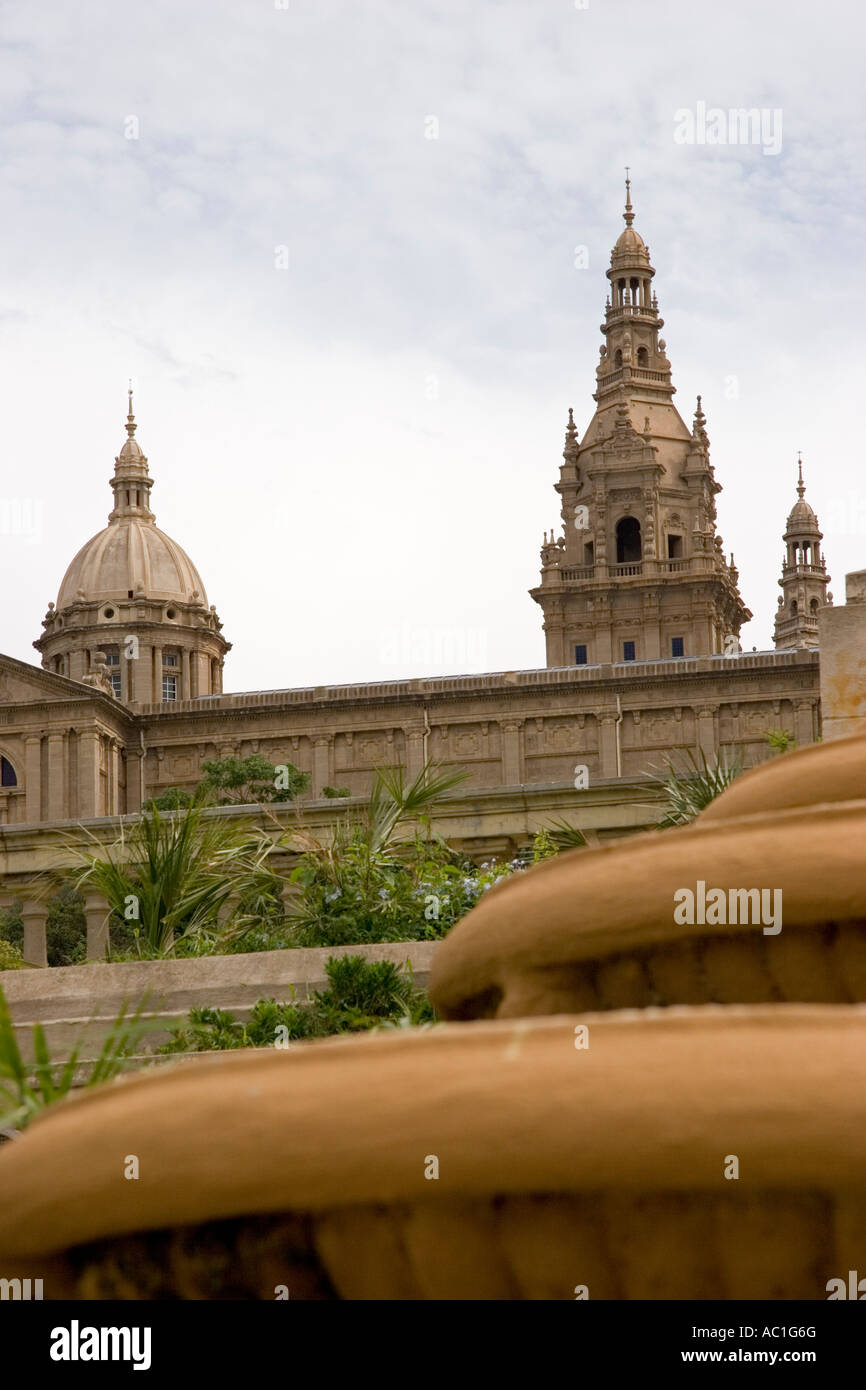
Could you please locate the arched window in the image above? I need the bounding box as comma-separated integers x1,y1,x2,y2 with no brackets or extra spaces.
1,756,17,787
810,598,819,615
637,346,648,367
616,516,642,564
614,348,623,369
790,600,798,616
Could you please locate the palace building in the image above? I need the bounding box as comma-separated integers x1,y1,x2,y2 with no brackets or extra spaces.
0,183,850,855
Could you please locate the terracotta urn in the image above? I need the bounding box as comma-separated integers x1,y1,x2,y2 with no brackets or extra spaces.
429,733,866,1021
0,1006,864,1300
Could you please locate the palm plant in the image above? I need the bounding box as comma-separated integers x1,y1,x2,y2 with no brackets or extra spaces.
645,748,743,827
0,983,153,1132
71,802,282,956
282,763,469,947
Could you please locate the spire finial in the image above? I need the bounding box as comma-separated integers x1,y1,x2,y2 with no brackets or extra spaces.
623,166,634,227
797,451,805,498
126,380,136,438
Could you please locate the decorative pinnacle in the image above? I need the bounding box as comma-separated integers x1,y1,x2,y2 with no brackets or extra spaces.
126,380,137,438
797,452,805,498
623,167,634,228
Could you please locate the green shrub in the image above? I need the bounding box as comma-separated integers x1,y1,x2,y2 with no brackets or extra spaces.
160,954,434,1054
0,939,26,971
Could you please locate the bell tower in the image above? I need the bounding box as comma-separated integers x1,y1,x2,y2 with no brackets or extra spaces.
532,177,751,666
773,459,832,649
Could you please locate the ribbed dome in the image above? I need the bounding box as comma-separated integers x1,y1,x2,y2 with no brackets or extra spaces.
57,518,208,609
787,497,818,528
614,225,647,253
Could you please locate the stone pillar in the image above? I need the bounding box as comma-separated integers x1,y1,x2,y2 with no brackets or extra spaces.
108,739,120,814
181,648,191,700
152,645,163,704
69,650,87,682
599,713,619,779
46,732,66,820
312,737,332,797
794,699,815,746
818,571,866,740
24,736,41,823
405,726,426,780
696,706,716,760
499,720,523,786
20,899,48,967
84,889,110,961
78,729,103,819
125,746,144,813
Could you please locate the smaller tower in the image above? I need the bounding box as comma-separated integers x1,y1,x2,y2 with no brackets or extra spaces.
773,458,831,649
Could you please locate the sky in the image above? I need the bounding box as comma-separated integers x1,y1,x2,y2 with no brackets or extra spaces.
1,0,864,692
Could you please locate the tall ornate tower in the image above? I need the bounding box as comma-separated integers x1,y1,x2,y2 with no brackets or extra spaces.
531,179,751,666
773,459,832,649
34,391,231,704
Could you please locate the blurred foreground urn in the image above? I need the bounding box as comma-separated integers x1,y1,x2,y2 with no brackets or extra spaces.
0,1008,864,1299
429,732,866,1021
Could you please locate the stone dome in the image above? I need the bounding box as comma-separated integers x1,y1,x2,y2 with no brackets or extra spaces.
57,517,208,610
786,497,819,529
614,224,647,254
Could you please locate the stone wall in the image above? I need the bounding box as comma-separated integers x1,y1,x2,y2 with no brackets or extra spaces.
0,941,439,1065
819,571,866,740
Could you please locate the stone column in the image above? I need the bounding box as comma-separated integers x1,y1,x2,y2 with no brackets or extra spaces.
499,720,523,786
24,736,41,823
152,645,163,703
125,746,144,814
312,737,332,797
405,726,426,780
794,699,815,746
181,648,191,700
20,899,48,967
46,732,66,821
84,889,111,961
696,706,717,760
78,729,103,819
599,713,619,779
108,739,120,815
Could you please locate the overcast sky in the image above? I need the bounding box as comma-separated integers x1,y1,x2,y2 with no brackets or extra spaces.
1,0,864,692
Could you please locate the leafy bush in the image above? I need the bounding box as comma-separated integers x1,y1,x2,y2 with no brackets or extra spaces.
0,939,26,971
199,754,309,805
646,749,743,827
160,954,434,1054
764,728,796,755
